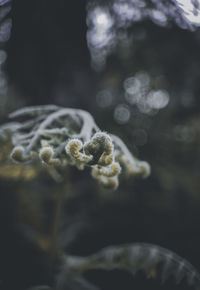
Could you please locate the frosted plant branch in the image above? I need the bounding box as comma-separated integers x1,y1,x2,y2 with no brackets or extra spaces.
0,105,151,189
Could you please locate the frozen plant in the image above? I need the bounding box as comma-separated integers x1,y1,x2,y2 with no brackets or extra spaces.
1,105,200,290
0,105,150,189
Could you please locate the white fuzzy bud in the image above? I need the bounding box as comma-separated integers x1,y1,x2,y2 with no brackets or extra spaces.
39,146,54,164
92,132,113,155
98,175,119,190
65,138,91,163
98,153,113,166
122,155,151,178
98,162,121,177
10,146,26,163
137,161,151,178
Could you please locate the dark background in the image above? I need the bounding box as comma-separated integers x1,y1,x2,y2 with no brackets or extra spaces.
0,0,200,289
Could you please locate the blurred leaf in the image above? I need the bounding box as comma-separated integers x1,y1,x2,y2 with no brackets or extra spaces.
63,243,200,289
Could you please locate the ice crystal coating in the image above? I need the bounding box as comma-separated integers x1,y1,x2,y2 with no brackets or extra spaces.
0,105,151,189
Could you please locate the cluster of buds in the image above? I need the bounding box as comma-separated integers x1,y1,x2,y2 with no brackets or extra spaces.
0,105,151,190
66,132,121,190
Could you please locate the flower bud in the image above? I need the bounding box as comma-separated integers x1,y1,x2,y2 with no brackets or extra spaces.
10,146,25,163
39,146,54,164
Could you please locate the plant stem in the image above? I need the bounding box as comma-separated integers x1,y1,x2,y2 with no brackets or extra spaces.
49,179,68,267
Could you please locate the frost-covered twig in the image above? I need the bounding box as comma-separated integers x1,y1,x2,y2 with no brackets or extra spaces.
0,105,150,189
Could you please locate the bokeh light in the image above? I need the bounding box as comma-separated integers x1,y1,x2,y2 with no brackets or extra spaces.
87,6,115,70
0,1,11,114
175,0,200,25
114,104,131,124
123,71,170,115
87,0,200,69
146,90,169,109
